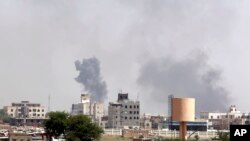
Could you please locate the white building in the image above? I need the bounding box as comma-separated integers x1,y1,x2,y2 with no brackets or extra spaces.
4,101,46,119
4,101,46,126
71,94,104,124
200,105,250,130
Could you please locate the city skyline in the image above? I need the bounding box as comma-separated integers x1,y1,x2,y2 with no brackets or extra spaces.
1,1,250,114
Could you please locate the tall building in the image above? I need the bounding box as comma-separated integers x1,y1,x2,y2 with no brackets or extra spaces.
71,94,104,124
3,101,46,126
108,93,140,129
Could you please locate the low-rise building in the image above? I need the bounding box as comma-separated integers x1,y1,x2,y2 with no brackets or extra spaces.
71,94,104,125
3,101,47,126
200,105,249,130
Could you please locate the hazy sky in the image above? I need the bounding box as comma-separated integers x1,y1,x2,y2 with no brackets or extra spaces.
1,0,250,115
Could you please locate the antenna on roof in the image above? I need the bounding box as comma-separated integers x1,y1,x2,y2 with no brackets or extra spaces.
137,92,139,101
119,89,122,93
48,94,51,113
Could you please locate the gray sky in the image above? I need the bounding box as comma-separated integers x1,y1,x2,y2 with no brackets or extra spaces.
0,0,250,115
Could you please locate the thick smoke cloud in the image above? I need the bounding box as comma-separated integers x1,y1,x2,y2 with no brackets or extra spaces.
75,57,107,101
137,52,230,113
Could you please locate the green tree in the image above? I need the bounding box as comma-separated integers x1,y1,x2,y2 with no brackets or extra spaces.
43,111,69,140
66,115,104,141
217,131,229,141
0,109,11,123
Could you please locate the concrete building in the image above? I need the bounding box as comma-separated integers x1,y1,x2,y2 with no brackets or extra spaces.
3,101,46,126
200,105,250,130
139,114,152,129
108,93,140,129
71,94,104,124
100,116,109,129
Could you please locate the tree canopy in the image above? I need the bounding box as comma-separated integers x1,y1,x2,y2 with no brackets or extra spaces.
44,111,68,138
66,115,103,141
0,109,11,123
44,111,103,141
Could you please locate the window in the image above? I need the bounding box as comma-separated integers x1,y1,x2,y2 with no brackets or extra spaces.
42,109,44,112
137,117,139,119
137,105,139,108
11,109,13,112
137,111,139,114
211,116,213,119
37,114,40,117
130,111,132,114
125,117,127,119
42,114,44,116
130,106,132,108
134,111,136,114
37,109,40,112
29,109,31,112
33,109,36,112
125,105,127,108
130,117,132,119
134,117,136,119
134,105,136,108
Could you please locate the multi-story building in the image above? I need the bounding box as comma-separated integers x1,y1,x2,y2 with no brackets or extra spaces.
3,101,46,126
108,93,140,129
71,94,104,124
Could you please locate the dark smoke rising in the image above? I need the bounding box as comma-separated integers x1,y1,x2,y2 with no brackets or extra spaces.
75,57,107,101
137,52,230,113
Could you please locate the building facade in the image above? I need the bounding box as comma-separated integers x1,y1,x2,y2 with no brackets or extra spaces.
71,94,104,124
200,105,250,130
108,93,140,129
3,101,46,126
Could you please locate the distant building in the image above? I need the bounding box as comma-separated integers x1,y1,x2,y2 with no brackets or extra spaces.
108,93,140,129
200,105,250,130
100,116,109,129
140,114,152,129
3,101,46,126
71,94,104,125
161,120,209,131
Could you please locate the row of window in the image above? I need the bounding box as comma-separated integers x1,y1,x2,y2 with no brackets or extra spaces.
124,116,139,120
124,105,139,109
114,110,140,114
10,113,45,117
10,109,45,112
210,115,243,119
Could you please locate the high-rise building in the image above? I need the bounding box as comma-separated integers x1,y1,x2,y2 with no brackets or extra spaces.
108,93,140,129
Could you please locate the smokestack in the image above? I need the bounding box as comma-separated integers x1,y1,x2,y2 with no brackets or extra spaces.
75,57,107,102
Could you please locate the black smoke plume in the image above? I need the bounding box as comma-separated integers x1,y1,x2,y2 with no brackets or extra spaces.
137,52,230,113
75,57,107,101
